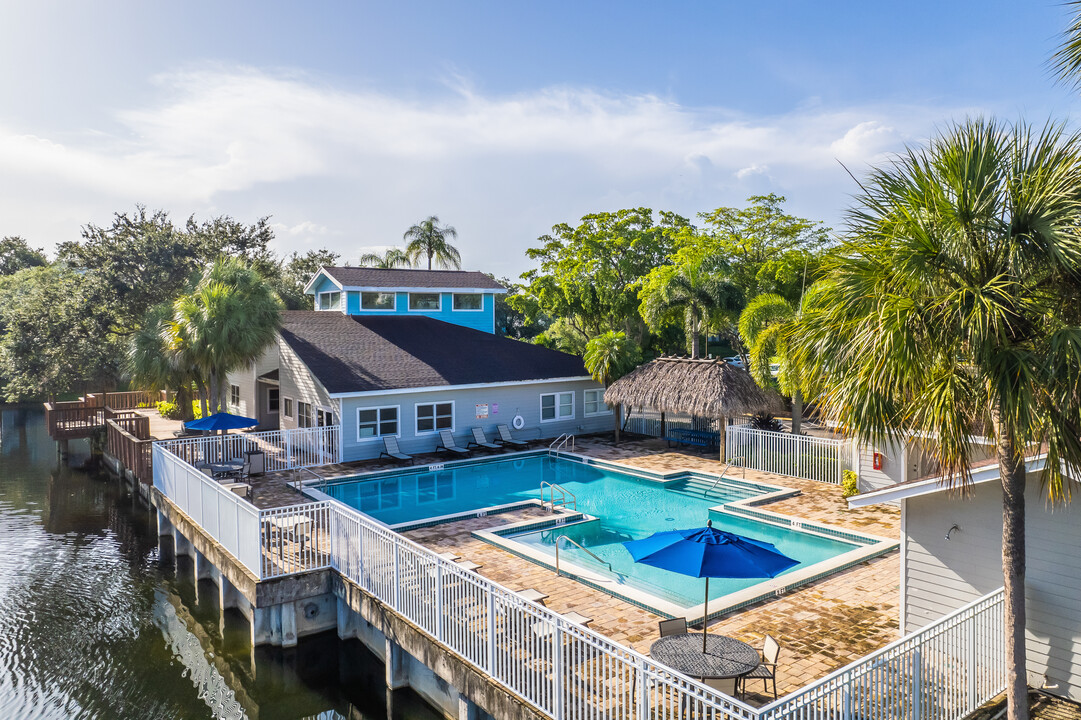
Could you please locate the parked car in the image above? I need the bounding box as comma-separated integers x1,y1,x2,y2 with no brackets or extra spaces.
723,355,745,368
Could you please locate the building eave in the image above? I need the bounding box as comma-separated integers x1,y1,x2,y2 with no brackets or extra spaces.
847,454,1048,507
327,375,595,399
338,285,508,294
302,268,343,295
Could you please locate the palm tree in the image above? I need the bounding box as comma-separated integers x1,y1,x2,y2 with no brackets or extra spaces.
130,304,200,421
359,247,411,269
795,118,1081,720
403,216,461,270
738,289,820,436
169,258,283,414
643,264,742,358
584,331,639,443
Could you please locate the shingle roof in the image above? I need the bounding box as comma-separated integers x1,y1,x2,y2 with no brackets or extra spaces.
279,312,588,394
317,267,505,291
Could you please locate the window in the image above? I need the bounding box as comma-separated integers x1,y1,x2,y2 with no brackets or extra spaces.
298,401,314,428
584,389,607,416
361,292,396,310
230,384,240,407
540,392,574,422
267,387,280,413
408,292,441,311
452,293,483,310
358,406,398,440
318,291,341,311
416,401,454,434
317,408,334,427
283,397,293,419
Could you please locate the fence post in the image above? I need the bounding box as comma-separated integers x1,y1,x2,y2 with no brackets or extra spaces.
435,559,444,642
911,648,922,720
285,429,293,469
967,613,977,709
635,657,648,720
552,618,563,720
487,591,497,675
393,543,401,610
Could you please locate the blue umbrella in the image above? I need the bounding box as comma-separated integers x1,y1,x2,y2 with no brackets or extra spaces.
623,519,798,652
185,412,258,463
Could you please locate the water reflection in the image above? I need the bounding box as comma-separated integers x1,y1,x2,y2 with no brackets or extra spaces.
0,408,439,720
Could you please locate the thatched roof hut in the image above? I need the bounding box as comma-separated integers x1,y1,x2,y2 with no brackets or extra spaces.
604,356,782,460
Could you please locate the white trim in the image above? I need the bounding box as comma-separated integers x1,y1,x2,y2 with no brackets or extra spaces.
266,387,280,415
582,388,610,417
407,292,443,312
302,268,343,295
356,404,401,442
341,285,506,294
229,383,241,408
539,391,574,423
899,499,908,632
317,290,343,311
282,396,294,419
451,293,485,312
359,291,397,312
847,454,1047,507
327,375,594,399
414,400,455,435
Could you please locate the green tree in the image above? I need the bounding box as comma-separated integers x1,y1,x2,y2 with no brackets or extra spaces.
404,216,461,270
738,290,821,435
273,248,341,310
0,237,48,276
795,119,1081,720
514,208,685,351
169,258,284,415
359,247,411,269
642,263,742,358
584,331,640,443
129,305,200,421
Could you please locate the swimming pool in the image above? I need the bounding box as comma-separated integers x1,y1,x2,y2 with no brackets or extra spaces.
319,453,896,619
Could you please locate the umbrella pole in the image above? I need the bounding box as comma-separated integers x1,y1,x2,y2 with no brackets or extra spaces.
703,577,709,654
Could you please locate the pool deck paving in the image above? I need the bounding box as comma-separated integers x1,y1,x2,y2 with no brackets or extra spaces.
396,437,901,704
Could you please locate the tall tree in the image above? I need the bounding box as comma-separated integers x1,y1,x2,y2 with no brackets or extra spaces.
514,208,685,350
359,247,411,269
404,216,461,270
641,264,742,358
795,119,1081,720
273,248,341,310
130,305,200,421
0,237,48,276
584,331,639,443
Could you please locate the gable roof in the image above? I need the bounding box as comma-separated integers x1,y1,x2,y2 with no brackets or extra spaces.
304,267,506,294
278,312,588,395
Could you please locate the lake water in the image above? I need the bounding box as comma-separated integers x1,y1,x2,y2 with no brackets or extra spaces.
0,408,439,720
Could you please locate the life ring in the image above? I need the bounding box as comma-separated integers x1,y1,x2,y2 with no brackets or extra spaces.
512,414,526,430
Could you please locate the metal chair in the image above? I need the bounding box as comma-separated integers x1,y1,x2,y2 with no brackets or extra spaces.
741,634,780,699
658,617,688,637
436,429,470,455
379,436,413,465
467,427,502,452
495,424,528,448
703,676,741,699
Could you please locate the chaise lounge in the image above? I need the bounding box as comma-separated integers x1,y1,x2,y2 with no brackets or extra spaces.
468,427,502,452
379,436,414,465
436,429,471,456
495,424,528,448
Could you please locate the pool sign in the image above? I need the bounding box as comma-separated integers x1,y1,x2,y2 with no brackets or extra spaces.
492,403,498,414
475,403,489,419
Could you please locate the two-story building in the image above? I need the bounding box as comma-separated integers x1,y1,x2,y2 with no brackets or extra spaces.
226,267,612,461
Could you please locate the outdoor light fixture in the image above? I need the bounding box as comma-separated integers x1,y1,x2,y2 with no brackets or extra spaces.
945,524,961,541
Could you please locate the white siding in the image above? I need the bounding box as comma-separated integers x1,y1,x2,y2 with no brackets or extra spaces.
224,344,280,429
904,472,1081,701
856,437,907,494
277,336,335,430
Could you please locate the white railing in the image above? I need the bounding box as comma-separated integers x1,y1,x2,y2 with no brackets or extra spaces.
726,426,848,484
623,409,720,438
159,425,341,473
153,443,263,575
760,587,1005,720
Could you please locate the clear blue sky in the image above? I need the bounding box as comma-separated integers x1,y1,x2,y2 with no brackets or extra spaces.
1,1,1078,276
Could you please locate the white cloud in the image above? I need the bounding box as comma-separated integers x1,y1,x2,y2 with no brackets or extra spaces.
0,67,971,275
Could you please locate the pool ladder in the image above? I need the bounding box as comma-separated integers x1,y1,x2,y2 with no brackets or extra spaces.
704,456,745,496
555,534,611,577
540,480,576,511
549,433,575,452
293,466,326,491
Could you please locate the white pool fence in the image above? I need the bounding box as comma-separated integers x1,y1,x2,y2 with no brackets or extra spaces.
726,426,850,485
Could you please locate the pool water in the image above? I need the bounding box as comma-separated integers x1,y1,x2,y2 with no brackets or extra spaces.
323,456,861,609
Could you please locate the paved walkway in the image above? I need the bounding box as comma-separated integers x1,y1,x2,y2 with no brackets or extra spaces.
401,438,901,703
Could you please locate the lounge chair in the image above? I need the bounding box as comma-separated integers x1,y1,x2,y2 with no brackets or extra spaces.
658,617,688,637
468,427,502,452
495,424,528,448
741,634,780,699
379,436,414,465
436,429,470,456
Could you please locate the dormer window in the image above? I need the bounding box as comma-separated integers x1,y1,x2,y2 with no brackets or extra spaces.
408,293,441,311
452,293,483,310
318,291,341,311
361,292,396,310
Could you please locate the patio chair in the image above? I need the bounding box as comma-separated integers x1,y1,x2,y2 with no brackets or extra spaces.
436,429,470,456
468,427,502,452
741,634,780,699
237,459,251,480
379,436,414,465
495,424,528,448
703,676,741,699
658,617,688,637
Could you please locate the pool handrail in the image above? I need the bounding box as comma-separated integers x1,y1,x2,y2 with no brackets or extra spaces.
540,480,577,511
555,533,612,576
705,456,745,495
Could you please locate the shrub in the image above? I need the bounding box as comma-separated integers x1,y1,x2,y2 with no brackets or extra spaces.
749,413,785,433
841,469,859,498
157,400,182,419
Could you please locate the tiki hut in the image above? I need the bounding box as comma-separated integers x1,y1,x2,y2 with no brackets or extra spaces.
604,356,781,461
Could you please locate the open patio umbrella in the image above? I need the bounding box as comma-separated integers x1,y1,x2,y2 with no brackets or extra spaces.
623,519,798,652
184,412,258,462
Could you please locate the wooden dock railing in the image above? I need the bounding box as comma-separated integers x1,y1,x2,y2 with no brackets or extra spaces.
106,415,154,485
44,401,106,439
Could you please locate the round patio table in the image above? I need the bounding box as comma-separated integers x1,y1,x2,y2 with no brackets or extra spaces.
649,633,760,679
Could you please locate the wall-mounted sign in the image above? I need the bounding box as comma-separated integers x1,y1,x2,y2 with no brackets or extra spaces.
492,403,499,414
475,403,489,419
